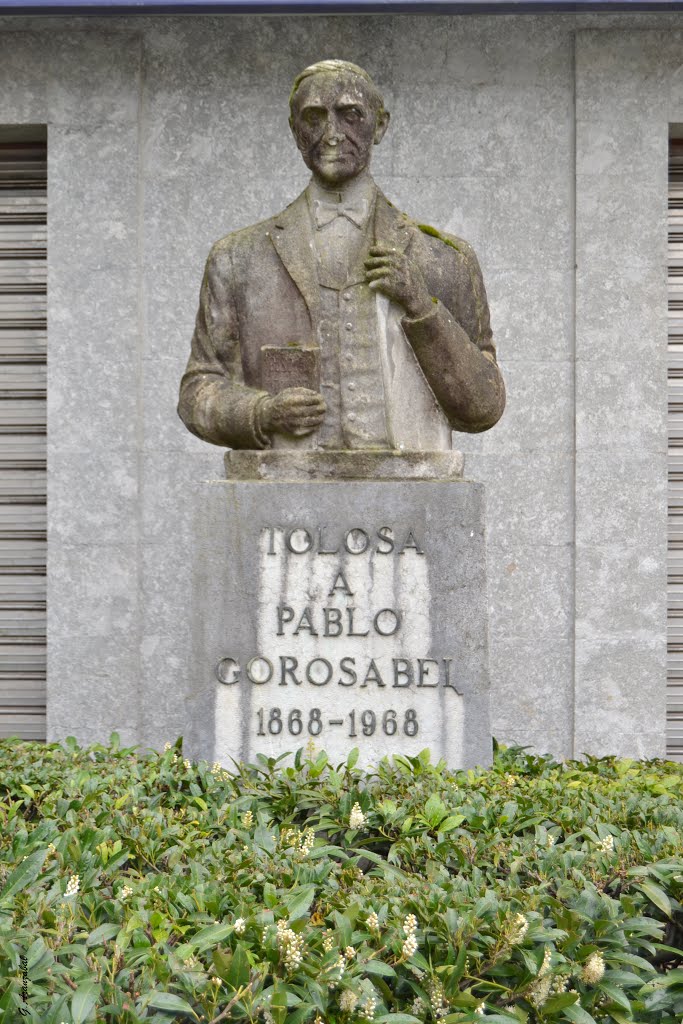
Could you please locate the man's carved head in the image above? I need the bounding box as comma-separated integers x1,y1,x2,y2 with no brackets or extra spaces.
289,59,390,188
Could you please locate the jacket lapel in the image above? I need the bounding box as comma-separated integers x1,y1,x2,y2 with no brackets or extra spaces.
270,192,321,325
269,187,415,313
372,191,414,255
337,188,414,288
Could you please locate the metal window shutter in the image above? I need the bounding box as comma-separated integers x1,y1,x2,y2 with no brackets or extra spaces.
668,140,683,761
0,139,46,741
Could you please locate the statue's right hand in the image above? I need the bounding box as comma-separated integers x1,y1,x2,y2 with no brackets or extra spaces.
261,387,327,437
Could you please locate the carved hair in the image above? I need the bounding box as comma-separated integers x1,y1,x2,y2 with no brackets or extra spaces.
289,60,386,117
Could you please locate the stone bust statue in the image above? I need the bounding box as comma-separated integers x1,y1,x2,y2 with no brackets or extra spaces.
178,59,505,453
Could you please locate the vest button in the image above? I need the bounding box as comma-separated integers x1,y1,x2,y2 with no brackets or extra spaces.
348,382,356,391
345,323,353,330
348,412,357,422
342,293,352,301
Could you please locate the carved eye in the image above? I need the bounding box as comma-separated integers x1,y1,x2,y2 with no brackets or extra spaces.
343,107,362,122
302,108,324,127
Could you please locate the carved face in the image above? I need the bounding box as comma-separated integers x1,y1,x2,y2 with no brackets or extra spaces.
290,71,389,187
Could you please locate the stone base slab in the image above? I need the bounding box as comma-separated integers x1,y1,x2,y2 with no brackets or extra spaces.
224,448,465,481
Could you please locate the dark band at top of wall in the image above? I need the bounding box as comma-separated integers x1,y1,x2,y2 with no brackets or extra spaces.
1,0,683,11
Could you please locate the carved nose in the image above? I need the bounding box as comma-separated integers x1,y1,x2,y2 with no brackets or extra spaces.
322,121,343,144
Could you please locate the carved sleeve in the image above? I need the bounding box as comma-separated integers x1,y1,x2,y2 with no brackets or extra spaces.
400,234,506,434
177,243,270,449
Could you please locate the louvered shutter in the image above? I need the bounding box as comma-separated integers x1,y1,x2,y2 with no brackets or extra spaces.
668,139,683,761
0,137,46,740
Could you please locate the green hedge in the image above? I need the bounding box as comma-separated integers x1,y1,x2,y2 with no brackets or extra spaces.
0,738,682,1024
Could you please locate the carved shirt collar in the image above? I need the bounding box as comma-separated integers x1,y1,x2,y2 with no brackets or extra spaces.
306,174,377,231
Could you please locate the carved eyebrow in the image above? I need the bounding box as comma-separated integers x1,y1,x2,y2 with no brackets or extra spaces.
297,100,366,117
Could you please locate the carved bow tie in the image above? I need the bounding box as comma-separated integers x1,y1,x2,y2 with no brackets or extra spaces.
312,198,368,230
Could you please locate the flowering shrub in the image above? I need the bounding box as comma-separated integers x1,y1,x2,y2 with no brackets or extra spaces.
0,736,682,1024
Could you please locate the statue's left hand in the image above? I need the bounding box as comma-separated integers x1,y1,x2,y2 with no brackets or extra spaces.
365,244,434,320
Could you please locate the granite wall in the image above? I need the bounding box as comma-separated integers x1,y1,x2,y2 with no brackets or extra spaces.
0,12,675,759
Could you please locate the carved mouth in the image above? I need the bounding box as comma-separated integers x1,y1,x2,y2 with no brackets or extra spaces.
319,150,351,163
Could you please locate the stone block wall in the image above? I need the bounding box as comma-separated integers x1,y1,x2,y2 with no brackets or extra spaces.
0,11,676,758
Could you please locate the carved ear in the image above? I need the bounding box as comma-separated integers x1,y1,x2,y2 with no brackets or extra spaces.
289,117,305,152
374,110,390,146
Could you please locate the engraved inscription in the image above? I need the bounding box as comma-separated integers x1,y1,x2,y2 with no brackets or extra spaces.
215,521,465,763
276,605,401,637
266,525,425,557
217,654,460,691
255,707,419,738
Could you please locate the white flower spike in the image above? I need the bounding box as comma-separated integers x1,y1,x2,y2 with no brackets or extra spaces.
349,803,366,829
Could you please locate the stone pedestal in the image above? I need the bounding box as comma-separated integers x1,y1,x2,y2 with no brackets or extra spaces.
189,453,491,769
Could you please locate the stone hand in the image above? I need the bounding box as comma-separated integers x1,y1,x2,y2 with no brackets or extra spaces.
261,387,327,437
365,244,434,319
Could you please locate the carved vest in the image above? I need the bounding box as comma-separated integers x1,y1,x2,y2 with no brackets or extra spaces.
312,212,391,450
287,188,453,452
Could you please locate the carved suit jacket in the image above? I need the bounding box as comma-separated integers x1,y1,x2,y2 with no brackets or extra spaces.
178,186,505,450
